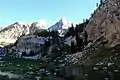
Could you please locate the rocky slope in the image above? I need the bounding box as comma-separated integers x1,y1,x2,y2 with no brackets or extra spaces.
0,22,30,44
62,0,120,68
85,0,120,47
57,0,120,66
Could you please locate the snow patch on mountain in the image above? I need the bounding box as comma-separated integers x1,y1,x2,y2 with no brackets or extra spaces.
49,18,76,37
49,18,72,30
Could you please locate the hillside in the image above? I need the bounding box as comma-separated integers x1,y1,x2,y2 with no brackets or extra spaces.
64,0,120,66
86,0,120,47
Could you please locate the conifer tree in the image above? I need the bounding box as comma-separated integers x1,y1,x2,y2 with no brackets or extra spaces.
96,3,99,7
71,41,76,53
84,30,88,45
69,24,75,36
75,33,83,51
100,0,103,5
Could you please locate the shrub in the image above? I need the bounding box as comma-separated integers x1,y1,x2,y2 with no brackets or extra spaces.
22,52,26,56
29,50,35,56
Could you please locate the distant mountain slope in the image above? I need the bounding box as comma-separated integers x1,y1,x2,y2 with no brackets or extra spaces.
49,18,76,37
0,21,46,47
0,22,30,44
49,18,72,30
30,22,45,34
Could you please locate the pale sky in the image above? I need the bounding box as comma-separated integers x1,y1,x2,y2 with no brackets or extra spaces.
0,0,99,28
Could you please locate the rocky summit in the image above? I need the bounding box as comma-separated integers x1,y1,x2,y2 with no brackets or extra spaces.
0,22,30,45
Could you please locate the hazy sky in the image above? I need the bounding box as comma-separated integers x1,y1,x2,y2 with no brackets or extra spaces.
0,0,99,28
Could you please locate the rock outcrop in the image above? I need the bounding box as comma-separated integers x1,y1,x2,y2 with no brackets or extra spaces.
86,0,120,47
9,35,48,53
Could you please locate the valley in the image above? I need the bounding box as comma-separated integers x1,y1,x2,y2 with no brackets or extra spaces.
0,0,120,80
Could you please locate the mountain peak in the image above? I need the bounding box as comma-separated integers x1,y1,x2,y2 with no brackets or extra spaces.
14,22,25,25
60,18,68,22
13,22,30,27
49,18,72,30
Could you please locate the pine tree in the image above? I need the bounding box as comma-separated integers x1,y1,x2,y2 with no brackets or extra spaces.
83,19,85,23
96,3,99,7
69,24,75,36
100,0,103,5
30,50,35,56
75,33,83,51
84,30,88,45
41,40,49,57
71,41,76,53
85,19,89,24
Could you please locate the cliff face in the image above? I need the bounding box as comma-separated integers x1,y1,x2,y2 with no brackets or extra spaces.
8,35,47,57
86,0,120,47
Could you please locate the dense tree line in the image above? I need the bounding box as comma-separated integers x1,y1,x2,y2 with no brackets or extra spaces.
34,30,59,41
65,20,89,54
34,30,60,57
65,19,89,38
34,30,49,37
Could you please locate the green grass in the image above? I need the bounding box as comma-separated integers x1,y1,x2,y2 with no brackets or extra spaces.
0,56,47,75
